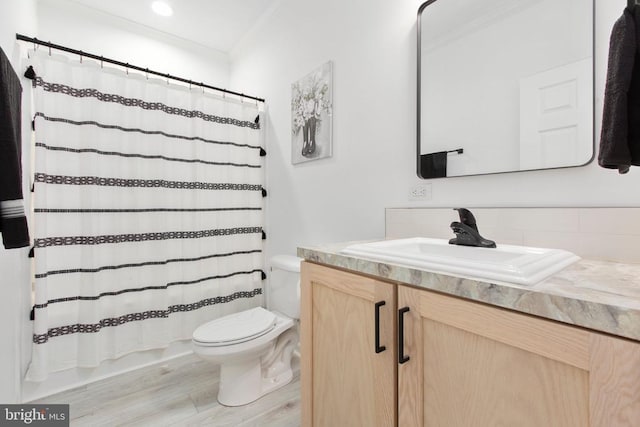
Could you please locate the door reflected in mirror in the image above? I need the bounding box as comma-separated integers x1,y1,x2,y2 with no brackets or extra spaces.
417,0,594,179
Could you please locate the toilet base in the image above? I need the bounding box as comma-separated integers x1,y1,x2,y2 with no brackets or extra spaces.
217,328,298,407
218,364,293,407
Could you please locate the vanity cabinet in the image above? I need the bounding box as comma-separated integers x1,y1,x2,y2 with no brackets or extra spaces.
300,261,397,427
301,261,640,427
398,285,640,426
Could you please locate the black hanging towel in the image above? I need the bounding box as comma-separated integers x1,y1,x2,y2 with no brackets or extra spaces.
0,47,30,248
420,152,447,178
598,5,640,173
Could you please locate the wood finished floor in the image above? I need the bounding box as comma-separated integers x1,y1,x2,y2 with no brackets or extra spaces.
33,353,301,426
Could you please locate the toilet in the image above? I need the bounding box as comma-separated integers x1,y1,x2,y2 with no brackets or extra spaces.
192,255,302,406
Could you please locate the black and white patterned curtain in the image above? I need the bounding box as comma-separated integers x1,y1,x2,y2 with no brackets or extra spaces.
26,52,265,381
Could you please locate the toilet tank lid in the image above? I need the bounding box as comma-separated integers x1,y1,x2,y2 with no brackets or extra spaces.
270,255,303,272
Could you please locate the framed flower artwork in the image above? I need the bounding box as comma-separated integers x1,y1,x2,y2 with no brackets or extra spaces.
291,61,333,164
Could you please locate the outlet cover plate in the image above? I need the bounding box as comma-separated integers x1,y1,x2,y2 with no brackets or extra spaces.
409,184,432,201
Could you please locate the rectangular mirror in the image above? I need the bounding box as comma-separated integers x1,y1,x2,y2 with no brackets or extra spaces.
418,0,594,179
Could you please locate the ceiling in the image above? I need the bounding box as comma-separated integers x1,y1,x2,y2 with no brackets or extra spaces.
68,0,279,53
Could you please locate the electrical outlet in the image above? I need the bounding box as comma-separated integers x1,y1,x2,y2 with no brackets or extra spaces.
408,184,432,201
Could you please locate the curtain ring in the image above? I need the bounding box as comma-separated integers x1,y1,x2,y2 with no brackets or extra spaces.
79,51,83,63
166,75,170,85
48,42,51,56
100,56,103,68
145,68,149,80
125,63,129,75
201,83,204,94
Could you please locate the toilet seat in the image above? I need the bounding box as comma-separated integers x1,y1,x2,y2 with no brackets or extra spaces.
193,307,277,347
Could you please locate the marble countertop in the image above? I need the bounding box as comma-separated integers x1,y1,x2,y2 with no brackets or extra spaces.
297,241,640,342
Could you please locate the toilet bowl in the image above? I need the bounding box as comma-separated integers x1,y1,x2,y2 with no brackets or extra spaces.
192,255,302,407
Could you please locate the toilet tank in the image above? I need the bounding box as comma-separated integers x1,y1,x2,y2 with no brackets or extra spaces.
268,255,303,319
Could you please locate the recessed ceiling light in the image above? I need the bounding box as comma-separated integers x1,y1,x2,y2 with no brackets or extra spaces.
151,1,173,17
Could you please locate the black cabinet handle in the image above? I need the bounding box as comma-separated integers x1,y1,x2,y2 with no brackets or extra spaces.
398,306,410,364
374,301,386,354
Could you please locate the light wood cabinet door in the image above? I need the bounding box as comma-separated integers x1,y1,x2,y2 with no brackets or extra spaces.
398,285,640,427
301,262,397,427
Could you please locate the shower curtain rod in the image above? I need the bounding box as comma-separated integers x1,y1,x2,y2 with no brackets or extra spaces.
15,33,265,103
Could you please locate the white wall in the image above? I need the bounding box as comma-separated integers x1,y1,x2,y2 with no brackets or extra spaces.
230,0,639,261
230,0,419,257
0,0,38,405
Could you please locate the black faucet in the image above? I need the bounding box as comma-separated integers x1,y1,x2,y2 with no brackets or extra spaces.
449,208,496,248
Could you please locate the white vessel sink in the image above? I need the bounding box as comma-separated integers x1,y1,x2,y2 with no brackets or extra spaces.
339,237,580,286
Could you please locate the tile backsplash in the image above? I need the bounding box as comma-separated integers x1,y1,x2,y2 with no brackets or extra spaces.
386,208,640,264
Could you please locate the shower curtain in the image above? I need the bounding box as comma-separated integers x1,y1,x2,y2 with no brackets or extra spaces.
26,52,265,381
